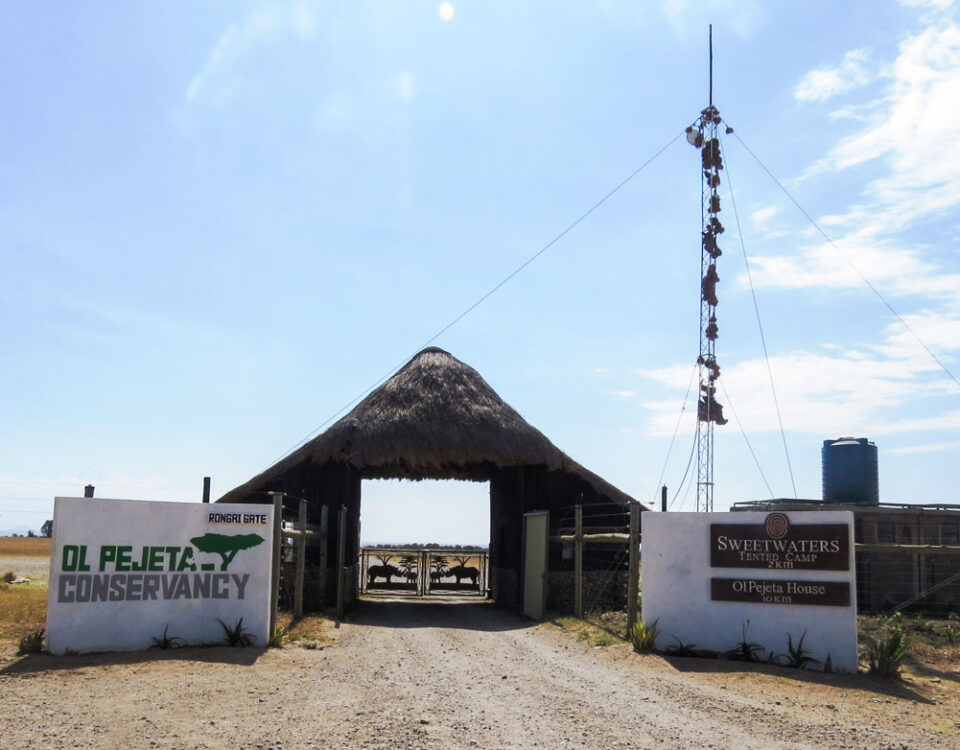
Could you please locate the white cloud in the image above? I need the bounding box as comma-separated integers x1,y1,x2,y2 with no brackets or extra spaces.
743,232,952,293
605,389,637,398
746,13,960,367
637,323,959,438
186,1,317,104
900,0,956,13
885,440,960,454
794,49,874,103
872,309,960,360
749,205,777,227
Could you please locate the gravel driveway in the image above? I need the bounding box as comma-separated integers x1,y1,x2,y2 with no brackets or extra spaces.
1,596,955,749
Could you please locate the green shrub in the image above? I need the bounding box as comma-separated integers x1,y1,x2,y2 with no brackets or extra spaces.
268,624,289,648
630,618,659,653
17,628,44,655
864,629,909,677
725,620,764,662
150,624,184,650
784,630,820,669
217,617,256,647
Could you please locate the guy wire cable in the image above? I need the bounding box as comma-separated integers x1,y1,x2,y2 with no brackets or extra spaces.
731,129,960,391
268,130,688,468
668,429,698,511
652,361,698,506
716,378,775,499
721,136,798,497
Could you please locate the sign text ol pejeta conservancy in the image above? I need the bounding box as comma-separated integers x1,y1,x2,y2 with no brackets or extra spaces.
56,533,264,603
46,498,275,654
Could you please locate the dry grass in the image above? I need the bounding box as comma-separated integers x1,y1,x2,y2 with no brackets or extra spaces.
275,611,337,649
0,585,46,643
0,537,51,557
550,613,625,648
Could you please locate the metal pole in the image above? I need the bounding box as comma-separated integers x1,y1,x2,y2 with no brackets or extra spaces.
627,504,641,634
202,477,211,504
661,486,667,513
709,24,713,107
269,493,283,636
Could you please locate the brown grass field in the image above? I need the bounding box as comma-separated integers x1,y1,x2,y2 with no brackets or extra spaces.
0,537,51,556
0,537,51,643
0,586,46,643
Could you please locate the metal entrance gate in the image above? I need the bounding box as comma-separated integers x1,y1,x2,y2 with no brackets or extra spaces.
359,547,489,597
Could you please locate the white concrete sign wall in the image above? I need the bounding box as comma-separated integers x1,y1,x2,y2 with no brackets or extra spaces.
47,498,274,654
642,511,858,673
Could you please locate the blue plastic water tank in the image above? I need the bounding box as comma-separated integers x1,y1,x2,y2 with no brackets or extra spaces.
822,437,879,505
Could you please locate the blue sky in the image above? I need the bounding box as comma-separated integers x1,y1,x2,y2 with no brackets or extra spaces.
2,1,958,542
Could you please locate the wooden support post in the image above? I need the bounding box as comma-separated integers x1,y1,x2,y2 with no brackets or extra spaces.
270,493,283,636
84,484,95,498
202,476,211,504
336,505,347,620
318,505,329,605
294,497,307,619
420,550,427,597
359,549,366,595
627,503,641,635
574,504,583,618
661,485,667,513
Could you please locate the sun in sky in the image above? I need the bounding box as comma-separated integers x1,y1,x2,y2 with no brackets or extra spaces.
438,3,455,23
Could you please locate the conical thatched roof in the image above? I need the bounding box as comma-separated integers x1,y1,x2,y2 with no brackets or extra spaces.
219,347,639,506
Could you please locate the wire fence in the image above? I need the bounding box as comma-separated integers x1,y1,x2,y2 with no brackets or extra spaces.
547,503,640,635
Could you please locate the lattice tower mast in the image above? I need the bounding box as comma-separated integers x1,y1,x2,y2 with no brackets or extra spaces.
688,26,729,512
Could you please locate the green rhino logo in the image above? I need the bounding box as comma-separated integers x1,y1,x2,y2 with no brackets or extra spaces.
190,533,265,571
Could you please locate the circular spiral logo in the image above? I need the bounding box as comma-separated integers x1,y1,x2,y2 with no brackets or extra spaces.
765,512,790,539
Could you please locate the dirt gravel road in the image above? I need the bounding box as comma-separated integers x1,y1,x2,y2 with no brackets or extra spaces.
1,596,956,749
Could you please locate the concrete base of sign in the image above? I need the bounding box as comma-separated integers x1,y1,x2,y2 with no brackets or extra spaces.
642,511,858,673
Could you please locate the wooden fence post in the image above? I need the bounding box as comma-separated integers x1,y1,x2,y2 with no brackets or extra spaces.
270,493,283,636
294,497,307,619
574,504,583,618
336,505,347,620
318,505,328,605
627,503,640,635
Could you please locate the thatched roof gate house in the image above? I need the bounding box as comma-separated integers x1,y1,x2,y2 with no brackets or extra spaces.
219,347,644,609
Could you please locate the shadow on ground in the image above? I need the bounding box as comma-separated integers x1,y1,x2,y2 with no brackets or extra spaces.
902,657,960,686
662,654,934,703
1,645,264,676
348,594,533,633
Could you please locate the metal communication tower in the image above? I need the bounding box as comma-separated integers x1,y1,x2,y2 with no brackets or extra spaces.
687,26,729,512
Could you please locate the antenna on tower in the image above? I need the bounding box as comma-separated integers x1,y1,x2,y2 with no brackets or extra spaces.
684,25,729,512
